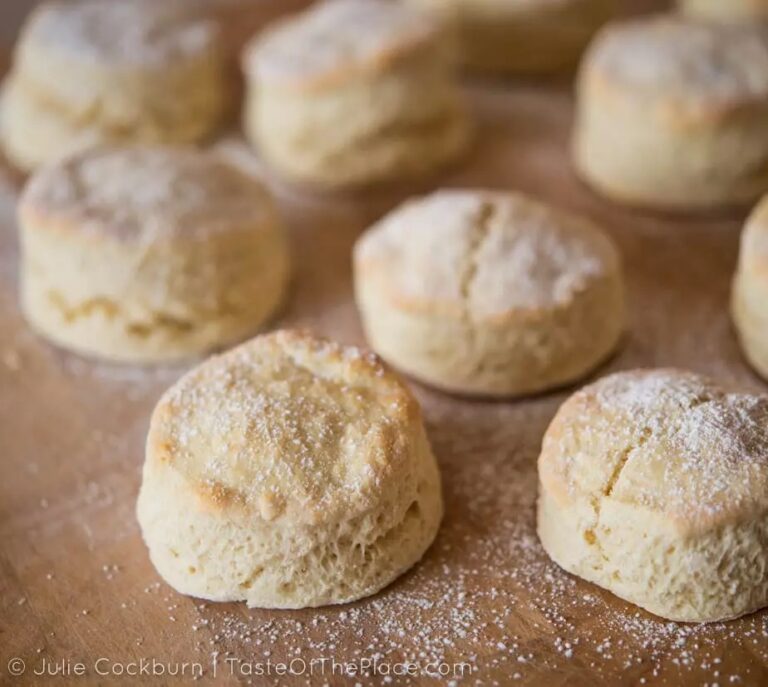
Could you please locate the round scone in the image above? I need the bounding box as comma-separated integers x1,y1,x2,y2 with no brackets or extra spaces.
538,369,768,623
733,196,768,379
0,0,229,172
680,0,768,22
407,0,614,75
18,146,289,363
137,329,443,608
574,17,768,210
242,0,470,189
353,190,624,397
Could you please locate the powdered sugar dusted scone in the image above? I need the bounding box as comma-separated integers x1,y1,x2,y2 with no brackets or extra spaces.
19,146,289,363
0,0,229,171
242,0,470,188
733,196,768,380
137,329,443,608
680,0,768,21
408,0,614,75
538,369,768,622
354,190,624,397
574,17,768,210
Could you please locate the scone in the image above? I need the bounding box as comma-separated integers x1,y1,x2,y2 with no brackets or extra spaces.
0,0,229,172
574,16,768,210
732,196,768,379
242,0,470,189
18,146,289,363
137,329,443,608
408,0,614,75
353,190,624,397
680,0,768,21
538,369,768,622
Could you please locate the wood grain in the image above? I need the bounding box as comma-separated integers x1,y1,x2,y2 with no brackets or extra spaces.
3,1,768,685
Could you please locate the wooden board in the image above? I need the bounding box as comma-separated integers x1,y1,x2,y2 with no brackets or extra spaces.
3,2,768,685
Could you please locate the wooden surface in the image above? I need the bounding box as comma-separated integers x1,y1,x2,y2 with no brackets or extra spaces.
4,2,768,686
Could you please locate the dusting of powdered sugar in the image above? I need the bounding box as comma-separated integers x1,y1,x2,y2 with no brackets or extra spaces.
589,17,768,105
564,369,768,523
20,146,274,242
357,189,618,316
157,332,407,518
246,0,439,87
21,0,218,66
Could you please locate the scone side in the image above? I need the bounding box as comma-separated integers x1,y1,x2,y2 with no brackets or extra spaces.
244,60,469,188
732,273,768,381
574,68,768,210
354,254,624,397
537,485,768,623
137,335,444,608
18,197,290,363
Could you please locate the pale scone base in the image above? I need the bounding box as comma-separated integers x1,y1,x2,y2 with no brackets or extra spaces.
355,272,624,398
137,427,443,609
245,45,471,189
20,212,290,364
537,488,768,623
1,33,229,171
574,76,768,211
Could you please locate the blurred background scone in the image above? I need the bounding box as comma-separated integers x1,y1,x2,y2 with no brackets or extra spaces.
354,190,624,397
18,146,289,363
574,16,768,210
408,0,614,75
137,329,443,609
0,0,230,172
538,369,768,622
242,0,470,189
732,196,768,380
679,0,768,22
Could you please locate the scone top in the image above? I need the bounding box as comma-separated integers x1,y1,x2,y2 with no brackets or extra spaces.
583,16,768,116
18,146,276,243
243,0,445,91
355,190,619,321
146,330,422,525
539,369,768,535
16,0,220,67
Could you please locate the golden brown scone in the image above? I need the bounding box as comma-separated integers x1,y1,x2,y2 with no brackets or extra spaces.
18,146,289,363
538,368,768,622
242,0,470,189
408,0,614,75
0,0,229,172
137,329,443,608
680,0,768,21
732,196,768,379
354,189,624,397
574,16,768,210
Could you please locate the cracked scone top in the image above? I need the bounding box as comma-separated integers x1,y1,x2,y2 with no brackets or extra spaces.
537,369,768,622
137,330,443,608
353,190,624,396
244,0,442,90
18,146,289,363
